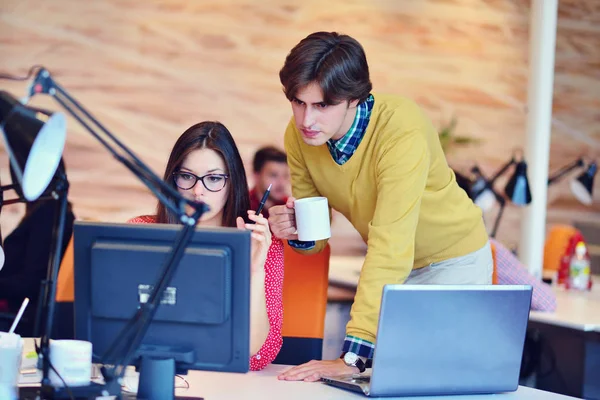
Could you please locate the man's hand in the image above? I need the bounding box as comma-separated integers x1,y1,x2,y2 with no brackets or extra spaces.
268,197,298,240
277,359,359,382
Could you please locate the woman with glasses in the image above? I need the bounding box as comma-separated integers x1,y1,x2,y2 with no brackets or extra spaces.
128,121,283,371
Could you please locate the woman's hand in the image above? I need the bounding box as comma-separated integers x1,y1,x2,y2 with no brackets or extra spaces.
236,211,272,274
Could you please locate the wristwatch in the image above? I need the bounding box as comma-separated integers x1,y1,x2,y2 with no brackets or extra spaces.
342,352,366,373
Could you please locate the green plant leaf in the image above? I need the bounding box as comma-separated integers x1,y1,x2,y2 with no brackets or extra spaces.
453,136,481,145
438,116,481,152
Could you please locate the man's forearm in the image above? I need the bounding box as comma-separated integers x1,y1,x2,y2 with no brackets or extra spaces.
342,334,375,359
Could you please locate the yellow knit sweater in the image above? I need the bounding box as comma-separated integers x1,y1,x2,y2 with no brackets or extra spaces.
284,93,488,343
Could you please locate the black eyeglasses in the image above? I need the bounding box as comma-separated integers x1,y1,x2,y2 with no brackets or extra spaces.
172,171,229,192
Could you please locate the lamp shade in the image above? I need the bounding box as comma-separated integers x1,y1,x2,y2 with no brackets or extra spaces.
470,176,496,212
9,157,66,201
456,166,497,212
570,161,596,205
504,160,532,206
0,91,66,201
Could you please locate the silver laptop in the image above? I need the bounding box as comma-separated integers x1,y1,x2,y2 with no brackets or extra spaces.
322,284,532,397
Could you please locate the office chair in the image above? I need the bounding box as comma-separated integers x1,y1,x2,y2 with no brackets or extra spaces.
490,241,498,284
273,241,331,365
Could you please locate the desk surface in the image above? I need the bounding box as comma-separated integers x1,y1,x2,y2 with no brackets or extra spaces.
328,256,600,332
529,282,600,331
170,365,577,400
20,363,577,400
19,339,575,399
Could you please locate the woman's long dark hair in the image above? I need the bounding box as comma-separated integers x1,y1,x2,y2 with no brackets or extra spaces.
156,121,251,227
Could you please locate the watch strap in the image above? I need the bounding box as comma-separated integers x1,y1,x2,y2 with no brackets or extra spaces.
340,352,367,373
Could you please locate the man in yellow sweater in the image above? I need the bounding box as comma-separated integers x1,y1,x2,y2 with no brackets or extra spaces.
271,32,492,381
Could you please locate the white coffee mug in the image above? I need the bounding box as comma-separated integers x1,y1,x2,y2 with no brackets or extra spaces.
0,332,23,400
48,340,92,387
294,197,331,241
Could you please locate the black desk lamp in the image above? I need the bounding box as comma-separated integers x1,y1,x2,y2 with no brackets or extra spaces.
0,90,66,202
0,66,209,399
467,166,506,239
0,161,69,342
462,152,532,238
0,90,70,347
462,155,596,239
547,158,597,205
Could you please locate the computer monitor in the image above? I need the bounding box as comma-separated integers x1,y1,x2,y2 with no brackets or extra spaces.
73,221,251,392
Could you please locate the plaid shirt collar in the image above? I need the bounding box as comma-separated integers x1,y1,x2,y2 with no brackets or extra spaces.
326,94,374,165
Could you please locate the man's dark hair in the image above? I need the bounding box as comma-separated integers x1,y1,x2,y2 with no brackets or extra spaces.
253,146,287,173
279,31,372,105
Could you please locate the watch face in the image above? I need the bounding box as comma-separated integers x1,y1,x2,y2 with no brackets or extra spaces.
344,352,359,365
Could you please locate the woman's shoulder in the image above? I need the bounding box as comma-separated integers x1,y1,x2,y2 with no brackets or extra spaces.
127,215,157,224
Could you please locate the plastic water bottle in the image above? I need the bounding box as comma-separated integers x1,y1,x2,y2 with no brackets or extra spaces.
567,242,591,291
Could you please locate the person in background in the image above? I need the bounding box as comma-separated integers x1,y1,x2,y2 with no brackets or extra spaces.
128,121,284,371
489,238,557,312
250,146,290,220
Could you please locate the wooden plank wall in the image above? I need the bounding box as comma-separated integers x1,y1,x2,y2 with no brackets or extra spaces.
1,0,598,254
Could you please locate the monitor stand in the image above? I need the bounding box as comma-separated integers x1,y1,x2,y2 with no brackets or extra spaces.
132,356,203,400
19,357,204,400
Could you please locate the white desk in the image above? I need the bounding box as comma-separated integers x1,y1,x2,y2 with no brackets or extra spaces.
529,282,600,331
18,338,575,399
19,363,577,400
329,255,600,331
525,282,600,399
165,365,579,399
328,256,600,399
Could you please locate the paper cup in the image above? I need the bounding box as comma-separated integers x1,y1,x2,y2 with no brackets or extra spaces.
0,332,23,400
48,340,92,387
294,197,331,241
